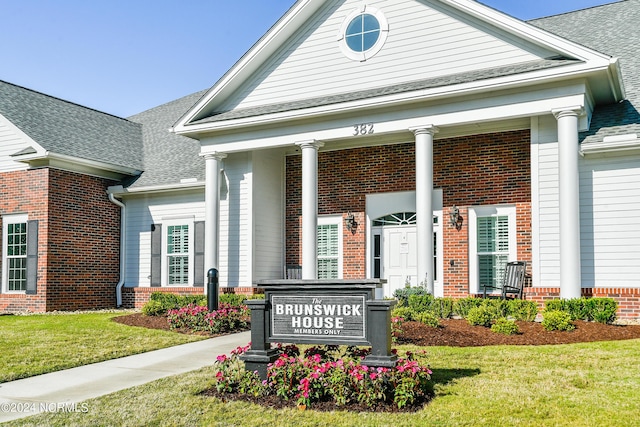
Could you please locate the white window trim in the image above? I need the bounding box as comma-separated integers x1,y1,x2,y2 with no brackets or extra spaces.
2,214,29,293
318,215,343,279
161,218,194,287
337,5,389,62
468,205,517,294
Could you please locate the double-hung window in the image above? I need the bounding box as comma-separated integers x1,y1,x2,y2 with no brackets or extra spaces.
166,224,190,285
2,215,28,292
477,216,510,289
151,218,203,287
317,216,342,279
469,206,517,293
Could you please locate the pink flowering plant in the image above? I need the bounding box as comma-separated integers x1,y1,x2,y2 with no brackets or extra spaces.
211,343,433,410
167,303,249,334
391,315,406,343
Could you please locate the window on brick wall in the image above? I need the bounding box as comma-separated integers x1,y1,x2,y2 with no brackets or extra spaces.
317,216,342,279
2,214,38,293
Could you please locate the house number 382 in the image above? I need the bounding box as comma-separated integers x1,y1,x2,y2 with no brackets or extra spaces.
353,123,374,136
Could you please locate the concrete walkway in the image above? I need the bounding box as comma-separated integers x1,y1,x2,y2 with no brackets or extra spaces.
0,331,251,423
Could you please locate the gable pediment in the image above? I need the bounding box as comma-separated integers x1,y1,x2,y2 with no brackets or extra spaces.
176,0,619,133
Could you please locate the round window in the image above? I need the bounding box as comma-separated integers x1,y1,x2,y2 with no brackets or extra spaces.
338,6,388,61
345,14,380,52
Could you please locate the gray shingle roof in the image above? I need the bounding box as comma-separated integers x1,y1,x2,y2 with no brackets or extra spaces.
530,0,640,143
126,90,207,189
192,58,580,125
0,80,143,171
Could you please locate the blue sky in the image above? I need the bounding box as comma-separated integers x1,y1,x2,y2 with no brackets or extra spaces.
0,0,618,117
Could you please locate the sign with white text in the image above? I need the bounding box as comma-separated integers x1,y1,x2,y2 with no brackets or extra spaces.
270,295,366,341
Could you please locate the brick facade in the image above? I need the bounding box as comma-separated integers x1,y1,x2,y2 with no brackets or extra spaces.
0,168,120,312
286,129,532,290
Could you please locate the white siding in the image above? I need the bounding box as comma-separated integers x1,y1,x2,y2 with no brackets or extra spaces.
252,149,286,281
532,115,560,287
219,153,252,288
220,0,554,112
124,190,205,287
0,114,33,172
579,154,640,288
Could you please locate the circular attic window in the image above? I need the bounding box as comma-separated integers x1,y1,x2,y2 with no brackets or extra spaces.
338,6,389,61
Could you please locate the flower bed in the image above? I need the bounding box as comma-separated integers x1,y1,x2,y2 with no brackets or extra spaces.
207,343,433,412
166,303,249,334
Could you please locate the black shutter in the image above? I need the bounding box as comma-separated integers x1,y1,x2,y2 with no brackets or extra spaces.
150,224,162,287
26,220,38,295
193,221,205,287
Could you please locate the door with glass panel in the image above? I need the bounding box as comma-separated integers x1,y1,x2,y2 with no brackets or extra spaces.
372,212,442,297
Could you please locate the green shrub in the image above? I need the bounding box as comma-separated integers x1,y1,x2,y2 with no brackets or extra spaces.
415,311,441,328
453,297,483,318
219,294,248,307
542,310,575,331
406,295,454,319
589,298,617,324
491,318,520,335
435,298,455,319
393,286,429,306
142,292,207,317
392,306,416,321
466,306,495,327
480,299,509,319
141,300,164,316
408,294,435,313
506,299,538,321
544,297,618,323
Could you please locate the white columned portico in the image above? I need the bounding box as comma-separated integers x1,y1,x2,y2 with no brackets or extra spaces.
553,107,583,299
202,152,227,275
297,140,324,279
412,125,438,294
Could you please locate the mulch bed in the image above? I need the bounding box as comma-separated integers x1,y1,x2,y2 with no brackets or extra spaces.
398,319,640,347
112,313,640,346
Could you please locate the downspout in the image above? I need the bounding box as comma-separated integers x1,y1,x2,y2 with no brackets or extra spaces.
109,193,126,307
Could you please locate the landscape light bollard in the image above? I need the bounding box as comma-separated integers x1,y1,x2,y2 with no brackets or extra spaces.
207,268,219,312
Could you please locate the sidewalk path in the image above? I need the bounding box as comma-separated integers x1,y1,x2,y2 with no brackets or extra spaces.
0,331,251,423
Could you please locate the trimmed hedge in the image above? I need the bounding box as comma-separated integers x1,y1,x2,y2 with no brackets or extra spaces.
544,297,617,324
142,292,264,316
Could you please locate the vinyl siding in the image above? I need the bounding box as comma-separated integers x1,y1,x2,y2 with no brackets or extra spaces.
579,154,640,288
252,149,285,280
124,190,205,287
219,153,252,287
219,0,554,112
533,115,560,287
0,114,32,172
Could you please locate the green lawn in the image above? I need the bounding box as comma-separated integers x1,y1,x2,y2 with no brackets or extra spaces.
7,338,640,426
0,311,204,383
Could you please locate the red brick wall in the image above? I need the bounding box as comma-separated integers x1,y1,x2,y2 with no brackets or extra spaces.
523,287,640,320
285,130,532,293
0,168,121,312
45,169,120,311
0,169,49,312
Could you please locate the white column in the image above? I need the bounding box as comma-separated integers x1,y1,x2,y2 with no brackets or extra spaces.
553,108,583,299
296,140,324,280
412,125,438,294
202,152,227,274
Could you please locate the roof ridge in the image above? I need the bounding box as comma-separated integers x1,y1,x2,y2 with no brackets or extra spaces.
0,79,133,124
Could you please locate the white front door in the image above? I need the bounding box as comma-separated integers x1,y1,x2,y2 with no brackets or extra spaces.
372,212,443,298
383,226,418,297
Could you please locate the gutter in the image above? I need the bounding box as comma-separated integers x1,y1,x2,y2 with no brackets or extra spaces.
108,193,126,307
